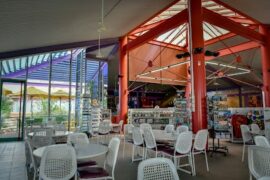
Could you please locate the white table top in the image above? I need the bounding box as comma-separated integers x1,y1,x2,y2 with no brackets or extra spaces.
33,143,108,161
28,131,73,137
152,129,177,142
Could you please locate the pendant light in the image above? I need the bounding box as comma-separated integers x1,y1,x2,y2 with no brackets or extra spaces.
96,0,106,58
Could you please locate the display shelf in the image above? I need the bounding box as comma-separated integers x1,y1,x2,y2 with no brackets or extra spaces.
102,109,112,121
128,108,174,129
91,108,101,132
81,94,92,132
173,90,191,128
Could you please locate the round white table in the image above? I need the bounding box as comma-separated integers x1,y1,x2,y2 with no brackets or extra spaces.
152,129,177,142
33,143,108,161
28,131,73,137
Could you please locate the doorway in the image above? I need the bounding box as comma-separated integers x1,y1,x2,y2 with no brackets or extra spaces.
0,79,26,141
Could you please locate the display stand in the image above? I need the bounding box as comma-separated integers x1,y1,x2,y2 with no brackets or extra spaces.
208,95,230,156
81,94,91,132
91,108,101,133
128,108,174,129
173,90,191,128
101,109,112,121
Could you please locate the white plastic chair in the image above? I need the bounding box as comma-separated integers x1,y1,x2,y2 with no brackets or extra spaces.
123,124,134,157
25,139,38,180
111,120,124,134
78,137,121,180
162,131,194,175
67,132,89,146
98,120,111,144
251,123,262,135
39,144,77,180
140,123,152,132
132,127,145,162
137,158,179,180
32,135,54,149
241,124,253,162
176,125,189,134
248,145,270,180
143,128,163,159
192,129,209,176
164,124,175,133
254,136,270,148
265,128,270,142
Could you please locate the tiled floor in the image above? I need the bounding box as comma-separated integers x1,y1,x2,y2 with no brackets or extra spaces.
0,142,27,180
0,139,249,180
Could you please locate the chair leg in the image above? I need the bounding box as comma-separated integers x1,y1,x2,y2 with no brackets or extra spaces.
249,173,252,180
204,150,209,172
189,154,194,175
123,140,126,158
132,144,135,162
242,143,245,162
173,156,178,169
192,153,196,176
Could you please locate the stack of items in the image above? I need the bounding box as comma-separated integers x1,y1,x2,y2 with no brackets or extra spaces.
81,94,92,132
173,90,191,128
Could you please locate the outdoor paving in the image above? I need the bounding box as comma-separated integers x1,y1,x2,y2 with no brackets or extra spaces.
0,142,27,180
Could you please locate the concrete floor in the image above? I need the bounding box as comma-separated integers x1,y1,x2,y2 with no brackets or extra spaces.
0,139,249,180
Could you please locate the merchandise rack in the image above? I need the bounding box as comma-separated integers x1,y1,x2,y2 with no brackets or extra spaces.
128,108,175,129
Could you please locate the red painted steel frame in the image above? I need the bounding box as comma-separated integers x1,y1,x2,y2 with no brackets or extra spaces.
205,41,260,61
188,0,207,132
119,37,129,123
203,8,265,44
259,25,270,106
126,9,188,51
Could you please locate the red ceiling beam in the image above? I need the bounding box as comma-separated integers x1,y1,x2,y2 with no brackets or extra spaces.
204,25,258,46
126,9,188,51
129,20,165,35
228,17,256,25
203,8,265,44
126,0,180,35
205,41,260,61
212,0,261,24
128,35,186,51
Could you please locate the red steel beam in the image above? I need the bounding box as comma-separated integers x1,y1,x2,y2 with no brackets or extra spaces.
204,25,258,46
126,0,180,35
128,35,186,51
126,9,188,51
212,0,261,24
129,20,165,35
228,17,255,25
203,8,265,44
205,41,260,61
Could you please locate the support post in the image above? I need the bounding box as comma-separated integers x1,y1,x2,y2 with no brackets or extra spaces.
239,87,243,107
119,36,128,123
188,0,207,132
259,25,270,107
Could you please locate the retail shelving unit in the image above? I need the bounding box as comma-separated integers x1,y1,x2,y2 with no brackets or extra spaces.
174,90,191,128
101,109,112,121
128,108,175,129
208,95,231,155
91,108,101,132
81,94,92,132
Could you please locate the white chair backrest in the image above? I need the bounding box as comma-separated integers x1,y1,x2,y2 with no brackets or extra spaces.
254,136,270,148
176,125,189,134
240,125,253,142
39,145,77,180
265,128,270,142
124,124,134,135
32,135,54,149
175,131,193,154
137,158,180,180
193,129,208,151
54,124,66,132
140,123,152,132
99,120,111,133
67,133,89,146
248,145,270,179
143,128,157,149
132,127,144,146
164,124,174,133
25,139,37,172
33,127,54,136
251,124,261,134
105,137,120,176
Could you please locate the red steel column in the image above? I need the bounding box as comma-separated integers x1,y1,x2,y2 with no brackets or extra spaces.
188,0,207,132
259,25,270,107
119,36,129,123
